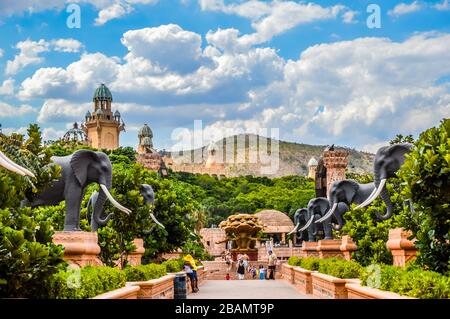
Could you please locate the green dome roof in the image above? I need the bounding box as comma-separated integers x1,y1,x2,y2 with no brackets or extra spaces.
142,136,153,146
138,124,152,137
93,84,113,101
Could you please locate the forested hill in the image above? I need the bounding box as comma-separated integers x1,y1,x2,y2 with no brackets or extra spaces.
171,134,375,177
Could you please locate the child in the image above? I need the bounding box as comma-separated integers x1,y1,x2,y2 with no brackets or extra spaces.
250,265,256,279
225,273,230,280
259,265,266,280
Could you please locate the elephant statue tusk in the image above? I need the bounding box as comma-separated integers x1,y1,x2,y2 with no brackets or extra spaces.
0,151,35,178
299,215,314,232
287,222,300,235
354,179,386,209
149,212,165,229
99,184,132,214
315,203,337,223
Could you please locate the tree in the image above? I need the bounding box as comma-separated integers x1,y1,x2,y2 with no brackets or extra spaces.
398,119,450,274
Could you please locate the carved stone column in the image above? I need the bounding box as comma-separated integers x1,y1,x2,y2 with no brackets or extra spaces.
340,235,357,260
127,238,146,266
386,228,418,267
323,150,349,198
53,231,102,267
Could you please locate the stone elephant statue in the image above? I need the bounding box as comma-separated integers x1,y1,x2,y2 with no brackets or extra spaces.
315,179,375,230
87,183,165,231
0,150,35,177
355,143,413,220
287,208,309,242
21,149,131,231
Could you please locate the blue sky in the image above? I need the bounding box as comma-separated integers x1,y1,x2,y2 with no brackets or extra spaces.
0,0,449,152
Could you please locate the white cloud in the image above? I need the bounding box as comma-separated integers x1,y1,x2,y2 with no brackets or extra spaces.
342,10,358,24
42,127,67,141
435,0,450,10
388,1,423,17
0,49,4,58
95,2,133,26
37,99,91,123
0,78,15,95
6,39,49,75
0,102,36,118
51,38,83,53
201,0,345,50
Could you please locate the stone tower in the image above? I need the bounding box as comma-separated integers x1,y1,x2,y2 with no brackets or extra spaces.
323,149,349,198
82,84,125,150
307,157,318,179
137,124,154,154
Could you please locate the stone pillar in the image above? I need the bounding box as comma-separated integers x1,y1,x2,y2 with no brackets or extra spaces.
386,228,418,267
127,238,145,266
301,242,319,258
316,239,344,258
340,236,357,260
323,150,349,198
53,231,102,267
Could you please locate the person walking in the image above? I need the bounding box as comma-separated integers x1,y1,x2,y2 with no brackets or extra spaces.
183,254,199,292
267,250,277,280
237,260,245,280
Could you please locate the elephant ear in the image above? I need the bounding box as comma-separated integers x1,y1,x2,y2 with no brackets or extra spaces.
70,150,98,186
342,180,359,204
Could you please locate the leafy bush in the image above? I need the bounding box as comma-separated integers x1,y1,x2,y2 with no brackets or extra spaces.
361,264,450,299
46,266,126,299
287,256,302,266
317,258,363,279
298,257,321,271
162,259,184,273
398,118,450,274
123,264,167,282
0,125,65,298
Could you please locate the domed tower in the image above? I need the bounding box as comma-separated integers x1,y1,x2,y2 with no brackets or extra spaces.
62,122,88,143
137,124,155,154
82,84,125,150
307,157,318,179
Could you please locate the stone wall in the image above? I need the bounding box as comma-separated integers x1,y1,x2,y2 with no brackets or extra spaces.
199,228,227,257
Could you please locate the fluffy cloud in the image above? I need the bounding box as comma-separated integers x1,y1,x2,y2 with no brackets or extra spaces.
435,0,450,10
0,79,15,95
342,10,358,24
51,38,84,52
6,39,49,75
202,0,346,50
19,25,284,107
0,1,159,24
0,102,36,118
37,99,91,123
0,48,4,58
388,1,423,17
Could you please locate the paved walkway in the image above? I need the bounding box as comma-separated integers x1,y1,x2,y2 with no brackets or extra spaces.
188,280,313,299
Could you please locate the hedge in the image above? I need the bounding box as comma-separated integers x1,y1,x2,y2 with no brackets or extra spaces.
46,266,126,299
123,264,167,282
161,258,184,273
360,264,450,299
287,257,363,278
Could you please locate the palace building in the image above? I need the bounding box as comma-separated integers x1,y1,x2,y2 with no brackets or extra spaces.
81,84,125,150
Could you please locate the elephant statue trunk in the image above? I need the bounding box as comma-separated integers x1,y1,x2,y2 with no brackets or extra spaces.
372,175,392,220
90,174,116,230
0,151,35,178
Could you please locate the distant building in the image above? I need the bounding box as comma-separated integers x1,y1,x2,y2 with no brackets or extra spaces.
62,122,88,144
81,84,125,150
307,157,318,179
136,123,168,175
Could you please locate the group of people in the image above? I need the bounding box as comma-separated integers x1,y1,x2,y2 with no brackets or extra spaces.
225,250,278,280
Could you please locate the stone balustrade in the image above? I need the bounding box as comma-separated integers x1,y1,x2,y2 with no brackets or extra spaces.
386,228,418,267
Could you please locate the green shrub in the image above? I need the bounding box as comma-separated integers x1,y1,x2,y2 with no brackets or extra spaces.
361,264,450,299
287,256,302,266
398,118,450,274
162,259,183,273
298,257,321,271
123,264,167,282
46,266,126,299
317,258,363,279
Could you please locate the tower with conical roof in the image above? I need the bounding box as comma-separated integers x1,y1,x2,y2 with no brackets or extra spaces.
82,84,125,150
